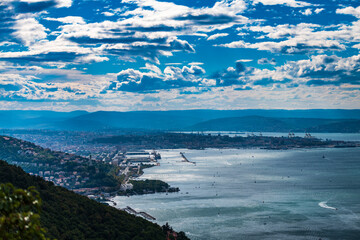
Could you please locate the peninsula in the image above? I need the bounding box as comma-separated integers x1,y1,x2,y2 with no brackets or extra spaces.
92,132,359,150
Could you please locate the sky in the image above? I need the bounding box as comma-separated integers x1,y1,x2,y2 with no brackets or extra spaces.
0,0,360,111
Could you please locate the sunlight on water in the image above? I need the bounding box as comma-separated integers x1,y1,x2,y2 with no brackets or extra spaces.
113,146,360,240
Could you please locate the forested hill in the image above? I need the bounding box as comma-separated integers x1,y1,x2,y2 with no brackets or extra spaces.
0,160,166,240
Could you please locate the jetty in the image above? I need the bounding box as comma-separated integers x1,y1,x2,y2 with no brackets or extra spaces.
180,152,196,165
139,212,156,220
123,206,156,221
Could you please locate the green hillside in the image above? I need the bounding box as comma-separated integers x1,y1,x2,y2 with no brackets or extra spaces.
0,160,166,240
0,136,121,190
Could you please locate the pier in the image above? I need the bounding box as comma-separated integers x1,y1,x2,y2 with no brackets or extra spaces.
180,152,196,165
123,206,156,221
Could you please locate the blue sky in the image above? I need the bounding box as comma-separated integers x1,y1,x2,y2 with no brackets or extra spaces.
0,0,359,111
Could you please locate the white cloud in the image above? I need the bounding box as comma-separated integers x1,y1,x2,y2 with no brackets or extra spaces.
352,43,360,49
102,12,115,17
188,62,204,65
106,64,207,92
12,18,48,46
218,40,247,48
1,0,251,66
252,0,312,8
55,0,72,8
121,0,249,34
301,9,312,16
221,21,360,54
207,33,229,40
314,8,324,14
336,6,360,18
45,16,85,24
236,59,253,62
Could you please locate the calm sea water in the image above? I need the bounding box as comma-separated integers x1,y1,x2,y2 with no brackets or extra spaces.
113,135,360,240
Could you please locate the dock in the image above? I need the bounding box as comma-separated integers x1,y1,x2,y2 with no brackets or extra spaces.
123,206,156,221
180,152,196,165
139,212,156,220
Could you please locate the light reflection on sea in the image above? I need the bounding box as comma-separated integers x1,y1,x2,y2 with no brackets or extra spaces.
113,138,360,240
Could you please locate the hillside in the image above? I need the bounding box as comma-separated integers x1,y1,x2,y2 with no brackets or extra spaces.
306,120,360,133
0,160,166,240
0,135,179,197
0,136,121,190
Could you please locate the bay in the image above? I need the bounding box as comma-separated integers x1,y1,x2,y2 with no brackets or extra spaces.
113,135,360,240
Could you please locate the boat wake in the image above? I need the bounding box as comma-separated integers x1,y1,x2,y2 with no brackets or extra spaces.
319,201,337,210
225,161,232,166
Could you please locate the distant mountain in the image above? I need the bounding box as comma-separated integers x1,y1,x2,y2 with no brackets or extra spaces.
189,116,360,133
0,160,166,240
0,110,88,129
59,109,360,131
65,110,211,130
306,120,360,133
1,109,360,131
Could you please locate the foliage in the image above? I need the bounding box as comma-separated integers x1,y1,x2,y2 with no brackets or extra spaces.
0,160,166,240
0,183,50,240
129,179,175,194
162,223,189,240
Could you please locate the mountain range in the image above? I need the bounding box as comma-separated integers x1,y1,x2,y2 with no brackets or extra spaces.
1,109,360,132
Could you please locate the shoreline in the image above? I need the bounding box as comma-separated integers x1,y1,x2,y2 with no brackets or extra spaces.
92,133,360,151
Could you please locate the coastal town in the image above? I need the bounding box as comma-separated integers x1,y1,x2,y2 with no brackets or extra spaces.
0,135,174,202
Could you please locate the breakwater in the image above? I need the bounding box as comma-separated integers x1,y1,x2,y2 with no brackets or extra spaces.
180,152,196,164
123,206,156,221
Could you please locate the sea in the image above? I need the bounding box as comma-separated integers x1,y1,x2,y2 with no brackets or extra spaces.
112,133,360,240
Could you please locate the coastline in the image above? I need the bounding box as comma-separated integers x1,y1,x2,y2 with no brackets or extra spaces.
110,147,360,239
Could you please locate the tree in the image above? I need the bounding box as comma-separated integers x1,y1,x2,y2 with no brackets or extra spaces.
0,183,50,240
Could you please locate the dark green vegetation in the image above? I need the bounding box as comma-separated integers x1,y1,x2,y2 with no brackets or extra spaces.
1,109,360,131
162,223,189,240
0,183,49,240
0,160,167,240
127,180,179,195
92,132,358,150
189,116,360,133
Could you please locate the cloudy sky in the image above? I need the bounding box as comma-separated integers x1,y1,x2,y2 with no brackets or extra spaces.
0,0,359,111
